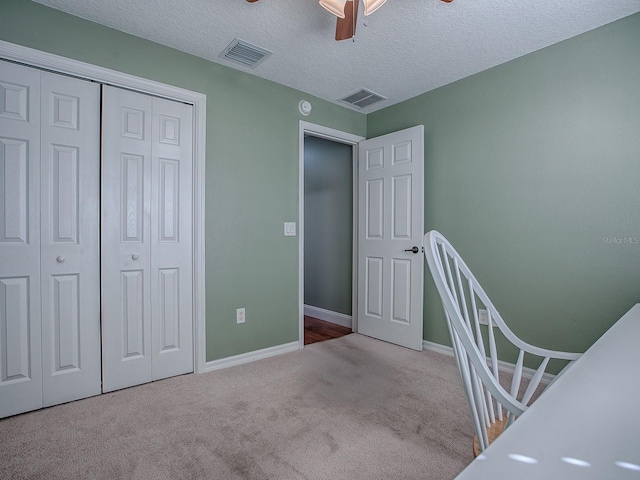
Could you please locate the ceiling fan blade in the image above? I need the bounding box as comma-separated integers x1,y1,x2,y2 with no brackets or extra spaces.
440,0,453,3
246,0,260,3
335,0,358,41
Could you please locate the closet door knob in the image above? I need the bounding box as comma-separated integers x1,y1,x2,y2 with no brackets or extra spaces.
56,256,65,263
132,254,139,261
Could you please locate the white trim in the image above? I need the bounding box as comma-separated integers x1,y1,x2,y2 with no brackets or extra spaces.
422,340,556,385
350,143,359,335
304,305,353,329
204,342,300,372
0,41,208,375
422,340,457,357
298,121,365,349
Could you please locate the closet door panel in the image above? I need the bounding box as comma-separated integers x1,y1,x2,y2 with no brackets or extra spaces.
101,85,153,392
151,97,193,380
0,61,43,418
40,72,101,406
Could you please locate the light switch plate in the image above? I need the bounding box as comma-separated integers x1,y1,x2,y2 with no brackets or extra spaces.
284,222,296,236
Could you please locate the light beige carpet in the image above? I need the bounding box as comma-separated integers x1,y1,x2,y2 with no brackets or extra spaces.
0,334,474,479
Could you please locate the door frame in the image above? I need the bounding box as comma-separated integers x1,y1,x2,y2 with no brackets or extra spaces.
0,40,208,374
298,121,365,347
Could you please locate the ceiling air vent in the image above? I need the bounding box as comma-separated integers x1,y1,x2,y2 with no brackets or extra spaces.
219,38,272,69
339,89,387,109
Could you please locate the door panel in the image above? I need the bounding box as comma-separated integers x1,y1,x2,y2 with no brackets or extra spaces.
121,153,145,242
0,61,42,418
40,71,101,407
102,85,153,392
392,174,412,239
366,179,384,239
365,256,384,318
49,145,79,242
50,274,80,372
1,138,30,244
357,125,424,350
0,277,34,377
151,96,193,380
391,259,411,323
158,267,179,352
102,87,193,391
121,269,145,358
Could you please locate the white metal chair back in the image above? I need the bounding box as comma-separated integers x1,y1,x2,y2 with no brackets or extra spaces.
423,230,581,454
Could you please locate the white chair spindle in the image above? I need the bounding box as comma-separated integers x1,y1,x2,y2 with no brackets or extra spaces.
453,258,472,330
469,282,485,354
469,357,491,428
445,310,465,381
521,357,550,406
486,309,502,420
506,410,517,429
452,261,492,429
440,246,458,312
455,261,492,434
455,332,488,451
510,350,525,400
470,364,491,435
469,285,496,424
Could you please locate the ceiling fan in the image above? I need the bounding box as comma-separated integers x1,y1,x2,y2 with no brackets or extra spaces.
246,0,453,42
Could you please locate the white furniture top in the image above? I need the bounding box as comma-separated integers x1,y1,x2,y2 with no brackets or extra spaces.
455,303,640,480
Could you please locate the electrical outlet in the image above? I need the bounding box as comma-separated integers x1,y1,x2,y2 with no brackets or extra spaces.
236,308,246,324
478,309,488,326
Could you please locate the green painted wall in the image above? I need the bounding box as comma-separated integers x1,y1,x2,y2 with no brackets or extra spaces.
368,13,640,360
304,137,353,316
0,0,366,361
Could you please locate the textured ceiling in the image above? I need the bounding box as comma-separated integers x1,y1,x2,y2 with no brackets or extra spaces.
33,0,640,113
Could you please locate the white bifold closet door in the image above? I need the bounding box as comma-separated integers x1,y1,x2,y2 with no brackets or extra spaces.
101,85,193,393
0,61,101,418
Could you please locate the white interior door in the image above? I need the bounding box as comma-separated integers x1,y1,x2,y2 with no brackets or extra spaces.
150,95,193,381
101,86,193,392
40,71,101,406
101,86,153,392
0,61,43,418
357,125,424,350
0,61,101,418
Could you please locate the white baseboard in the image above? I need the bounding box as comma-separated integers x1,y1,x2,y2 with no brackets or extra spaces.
422,340,457,357
423,340,555,385
205,341,300,372
304,305,352,329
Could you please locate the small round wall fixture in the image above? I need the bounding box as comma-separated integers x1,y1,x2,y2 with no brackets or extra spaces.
299,100,312,116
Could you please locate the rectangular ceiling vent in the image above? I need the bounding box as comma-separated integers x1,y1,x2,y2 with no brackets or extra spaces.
339,89,387,109
219,38,272,69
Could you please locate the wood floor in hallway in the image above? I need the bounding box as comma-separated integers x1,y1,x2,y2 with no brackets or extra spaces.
304,316,352,345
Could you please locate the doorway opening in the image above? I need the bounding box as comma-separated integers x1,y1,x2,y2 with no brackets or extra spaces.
298,122,365,347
